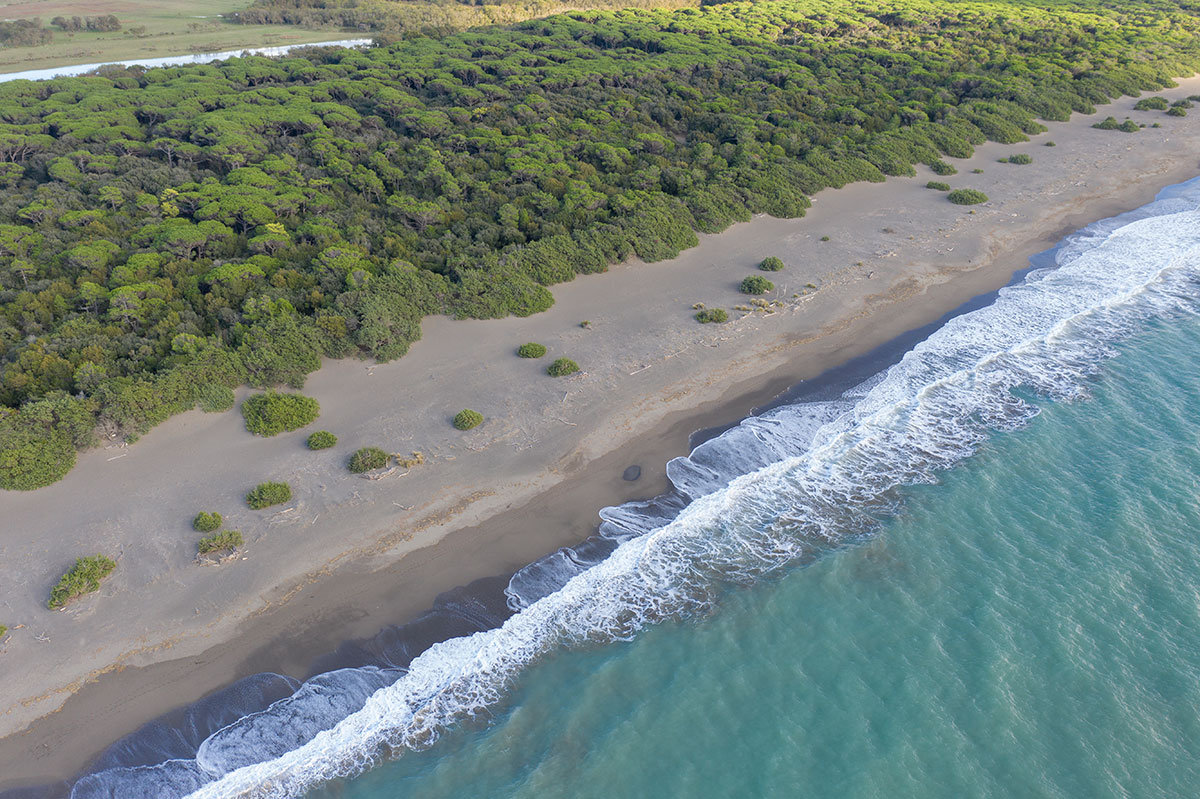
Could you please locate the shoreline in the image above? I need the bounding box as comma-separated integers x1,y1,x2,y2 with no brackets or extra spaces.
3,77,1200,791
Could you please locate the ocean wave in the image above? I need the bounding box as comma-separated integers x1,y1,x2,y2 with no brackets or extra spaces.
64,181,1200,799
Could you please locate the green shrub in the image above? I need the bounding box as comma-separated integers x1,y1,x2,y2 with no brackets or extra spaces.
192,511,223,533
1093,116,1120,130
306,430,337,450
926,181,951,191
547,357,580,377
740,275,774,295
758,256,784,272
1167,106,1187,117
1118,120,1140,132
695,308,729,324
517,342,547,358
1045,141,1056,147
241,392,320,437
47,555,116,609
1173,99,1194,109
971,168,984,174
453,409,484,430
1007,153,1033,165
0,625,6,640
246,481,292,509
196,384,235,413
198,529,244,555
349,447,389,473
929,159,957,176
819,235,830,242
1134,96,1169,111
947,189,989,205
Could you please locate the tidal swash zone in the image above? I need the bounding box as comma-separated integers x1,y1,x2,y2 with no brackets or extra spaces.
50,181,1200,798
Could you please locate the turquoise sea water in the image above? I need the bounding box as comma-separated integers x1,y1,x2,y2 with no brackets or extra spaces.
315,314,1200,799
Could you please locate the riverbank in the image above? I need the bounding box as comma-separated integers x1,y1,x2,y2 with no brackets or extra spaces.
2,77,1200,791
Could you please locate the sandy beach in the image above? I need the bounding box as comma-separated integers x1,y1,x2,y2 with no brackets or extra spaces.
3,76,1200,791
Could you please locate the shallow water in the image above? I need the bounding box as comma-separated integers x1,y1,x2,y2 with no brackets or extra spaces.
47,176,1200,798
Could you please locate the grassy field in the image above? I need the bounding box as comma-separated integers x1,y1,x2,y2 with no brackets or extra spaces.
0,0,348,74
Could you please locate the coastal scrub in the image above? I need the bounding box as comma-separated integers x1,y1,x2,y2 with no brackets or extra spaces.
47,555,116,609
349,447,389,473
192,511,223,532
948,189,989,205
926,181,951,191
241,392,320,437
246,481,292,509
453,409,484,430
198,530,244,555
695,308,729,323
196,384,235,413
740,275,774,295
306,430,337,450
517,343,547,358
758,257,784,272
547,358,580,377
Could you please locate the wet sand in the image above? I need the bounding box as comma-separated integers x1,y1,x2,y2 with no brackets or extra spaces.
3,77,1200,791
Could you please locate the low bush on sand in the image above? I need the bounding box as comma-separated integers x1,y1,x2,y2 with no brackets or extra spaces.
929,159,957,176
454,409,484,430
1134,96,1169,110
517,342,547,358
758,256,784,271
246,481,292,509
695,308,729,323
349,447,389,473
547,357,580,377
1007,153,1033,164
0,625,7,640
948,189,989,205
242,392,320,437
192,511,223,532
1167,106,1187,117
740,275,774,294
926,181,950,191
198,530,244,555
306,430,337,450
48,555,116,609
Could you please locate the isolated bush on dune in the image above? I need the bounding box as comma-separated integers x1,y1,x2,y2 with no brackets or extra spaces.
948,189,989,205
547,357,580,377
192,511,223,532
246,481,292,509
453,409,484,430
241,392,320,437
47,555,116,609
306,430,337,450
349,447,389,472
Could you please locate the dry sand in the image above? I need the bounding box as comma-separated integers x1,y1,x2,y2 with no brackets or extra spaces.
3,78,1200,789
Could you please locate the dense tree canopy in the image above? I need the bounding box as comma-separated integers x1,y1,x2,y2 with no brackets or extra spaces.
1,0,1199,489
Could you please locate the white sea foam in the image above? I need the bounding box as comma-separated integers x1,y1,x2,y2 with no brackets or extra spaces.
70,183,1200,799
